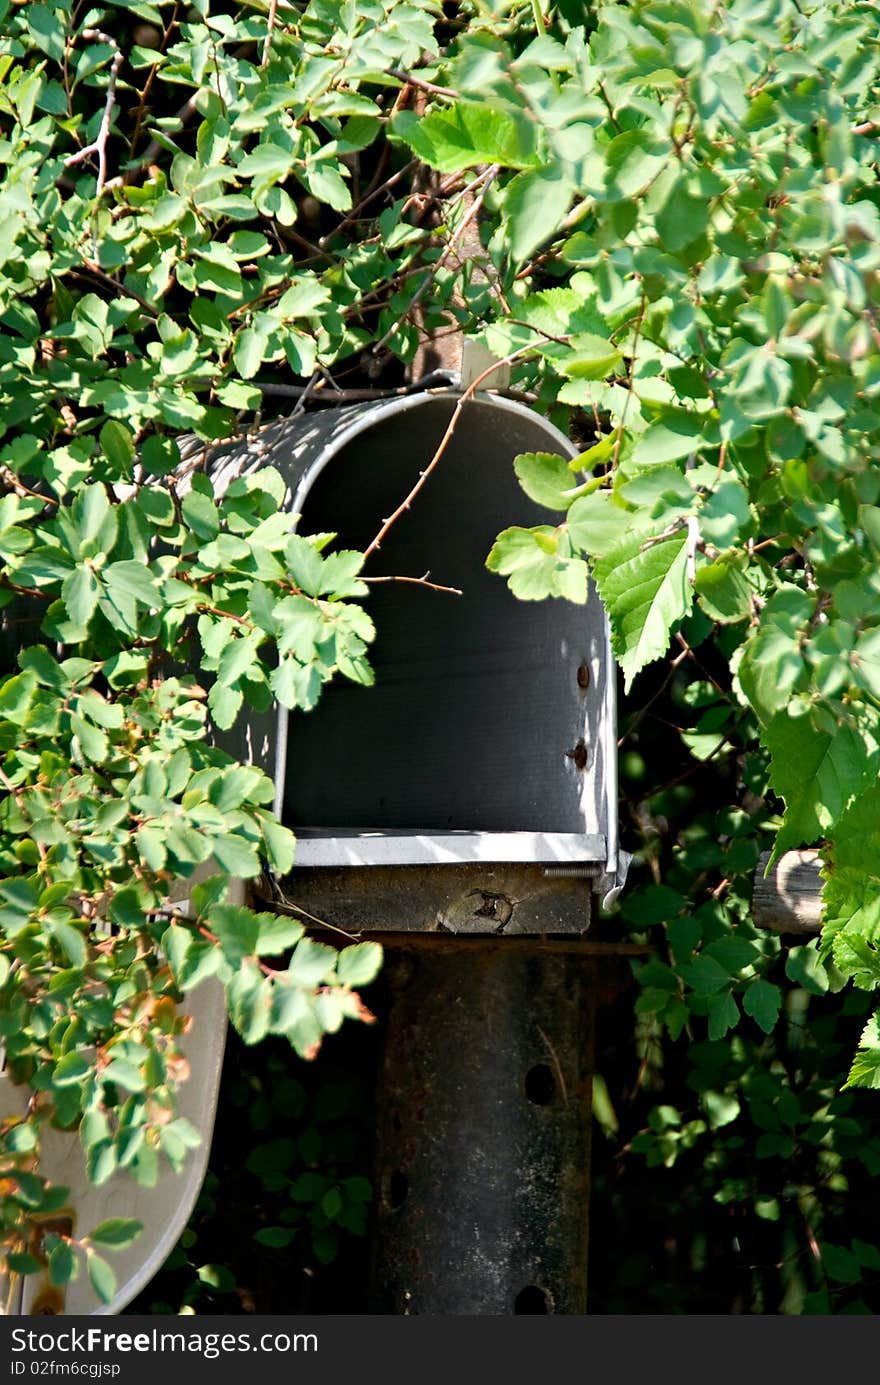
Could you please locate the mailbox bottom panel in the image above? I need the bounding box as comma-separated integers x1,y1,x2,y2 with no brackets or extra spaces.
370,948,596,1315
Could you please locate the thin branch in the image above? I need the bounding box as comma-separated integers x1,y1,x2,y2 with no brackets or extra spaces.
611,288,647,471
362,573,462,596
131,92,200,174
261,0,279,67
326,158,418,242
69,264,159,318
63,30,124,197
385,68,458,99
364,345,534,558
127,2,179,160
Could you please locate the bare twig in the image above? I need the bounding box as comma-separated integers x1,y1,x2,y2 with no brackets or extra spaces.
364,345,534,558
132,92,200,174
261,0,279,67
63,30,124,197
386,68,458,99
69,264,159,318
326,159,418,242
611,288,647,471
362,573,462,596
686,514,700,585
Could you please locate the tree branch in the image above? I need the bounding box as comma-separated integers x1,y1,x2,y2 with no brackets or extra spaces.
363,345,534,558
63,30,124,197
361,573,462,596
385,68,458,99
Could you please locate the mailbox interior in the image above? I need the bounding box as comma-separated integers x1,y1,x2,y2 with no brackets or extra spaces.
260,393,617,870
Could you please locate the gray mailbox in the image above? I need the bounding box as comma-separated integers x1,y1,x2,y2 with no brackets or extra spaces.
184,385,627,1316
194,389,623,904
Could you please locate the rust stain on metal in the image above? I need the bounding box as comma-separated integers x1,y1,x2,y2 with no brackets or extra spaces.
565,739,589,771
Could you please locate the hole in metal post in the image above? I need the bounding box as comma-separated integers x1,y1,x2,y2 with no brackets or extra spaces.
388,1169,409,1210
514,1285,553,1314
524,1063,556,1106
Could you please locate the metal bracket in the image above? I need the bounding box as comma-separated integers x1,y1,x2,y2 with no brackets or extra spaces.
597,848,633,912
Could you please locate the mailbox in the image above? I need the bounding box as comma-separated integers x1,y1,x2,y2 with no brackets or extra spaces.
0,386,625,1318
189,385,627,1314
196,389,624,900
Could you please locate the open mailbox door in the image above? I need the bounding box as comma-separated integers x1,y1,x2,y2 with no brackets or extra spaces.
0,881,235,1316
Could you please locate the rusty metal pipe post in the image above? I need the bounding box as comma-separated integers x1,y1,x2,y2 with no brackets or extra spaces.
369,944,596,1315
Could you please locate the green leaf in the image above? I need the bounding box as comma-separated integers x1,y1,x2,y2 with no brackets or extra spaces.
764,710,877,858
210,903,261,966
254,1226,294,1248
182,490,220,542
694,560,752,624
568,491,637,557
594,528,693,691
391,104,540,172
285,536,324,597
49,919,87,968
102,1058,146,1093
86,1251,117,1305
560,334,623,381
514,452,583,511
503,166,575,263
227,961,272,1044
53,1052,91,1087
822,1243,861,1284
62,566,101,626
89,1218,143,1249
99,421,135,474
743,979,782,1034
785,942,829,996
336,941,383,987
233,327,267,380
486,526,565,600
211,833,260,877
844,1015,880,1089
288,936,337,986
27,6,66,61
632,417,704,466
603,130,669,199
707,990,739,1040
48,1240,77,1287
103,560,157,607
255,912,305,956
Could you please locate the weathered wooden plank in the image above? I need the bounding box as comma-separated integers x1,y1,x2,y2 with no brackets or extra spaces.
752,848,823,934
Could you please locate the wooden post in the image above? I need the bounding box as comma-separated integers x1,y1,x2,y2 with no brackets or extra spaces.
752,849,823,935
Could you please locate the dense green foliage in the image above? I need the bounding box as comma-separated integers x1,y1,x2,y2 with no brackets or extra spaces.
4,0,880,1313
